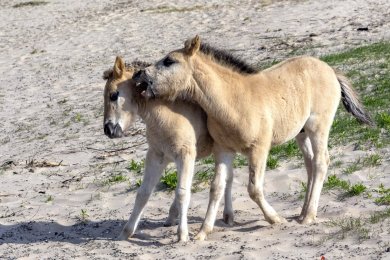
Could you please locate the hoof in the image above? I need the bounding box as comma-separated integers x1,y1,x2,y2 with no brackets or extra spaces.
117,226,135,241
223,212,234,226
117,231,130,241
194,231,207,241
298,216,316,225
164,219,177,227
178,233,189,242
265,215,286,225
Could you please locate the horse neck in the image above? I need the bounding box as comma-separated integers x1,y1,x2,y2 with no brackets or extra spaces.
190,57,250,123
131,91,149,120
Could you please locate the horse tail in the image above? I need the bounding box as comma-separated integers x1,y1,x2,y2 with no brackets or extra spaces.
336,71,374,126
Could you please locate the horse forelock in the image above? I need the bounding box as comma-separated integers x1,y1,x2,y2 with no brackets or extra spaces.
102,60,151,81
199,43,258,74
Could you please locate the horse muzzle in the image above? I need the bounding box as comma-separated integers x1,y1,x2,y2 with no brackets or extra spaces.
104,121,123,138
132,69,156,100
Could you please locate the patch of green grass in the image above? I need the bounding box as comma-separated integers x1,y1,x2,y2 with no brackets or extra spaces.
135,178,142,188
298,181,307,200
375,195,390,206
327,217,370,241
46,195,54,203
232,142,299,170
376,112,390,130
233,154,247,168
161,169,178,191
342,164,362,175
323,42,390,149
266,156,279,170
374,184,390,205
323,174,350,191
270,140,301,159
362,154,382,167
79,209,89,222
327,208,390,241
369,208,390,223
108,174,127,183
71,113,89,125
13,1,48,8
331,160,343,168
101,174,128,186
127,159,144,174
192,167,214,192
200,156,214,165
343,154,381,174
322,42,390,65
324,175,369,197
195,168,213,184
347,183,367,196
73,113,82,122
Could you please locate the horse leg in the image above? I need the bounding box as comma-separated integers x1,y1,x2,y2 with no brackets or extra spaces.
195,151,234,241
118,149,167,240
299,128,330,224
295,132,314,222
223,155,234,226
247,144,286,224
175,150,196,242
164,196,179,227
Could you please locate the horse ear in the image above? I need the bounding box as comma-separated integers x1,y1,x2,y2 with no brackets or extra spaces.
184,35,200,56
114,56,125,79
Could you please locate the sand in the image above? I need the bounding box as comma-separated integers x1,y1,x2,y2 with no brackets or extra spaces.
0,0,389,259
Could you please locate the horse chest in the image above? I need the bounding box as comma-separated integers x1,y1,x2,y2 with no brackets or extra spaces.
207,118,253,151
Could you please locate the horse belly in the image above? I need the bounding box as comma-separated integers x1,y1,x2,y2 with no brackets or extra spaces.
271,101,310,145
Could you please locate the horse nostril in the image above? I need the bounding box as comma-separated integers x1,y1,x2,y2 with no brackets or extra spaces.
114,124,123,137
133,70,143,80
104,122,115,137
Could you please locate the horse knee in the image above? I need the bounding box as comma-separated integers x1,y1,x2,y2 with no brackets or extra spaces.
210,182,224,199
176,187,190,204
247,184,263,202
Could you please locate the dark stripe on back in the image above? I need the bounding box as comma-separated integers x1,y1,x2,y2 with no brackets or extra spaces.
199,43,258,74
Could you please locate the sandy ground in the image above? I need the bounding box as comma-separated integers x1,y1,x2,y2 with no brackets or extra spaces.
0,0,390,259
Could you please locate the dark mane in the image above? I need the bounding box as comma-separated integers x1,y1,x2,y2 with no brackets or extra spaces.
102,60,151,80
199,43,258,74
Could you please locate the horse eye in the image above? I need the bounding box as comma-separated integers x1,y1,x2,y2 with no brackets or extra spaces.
163,57,175,67
110,91,119,102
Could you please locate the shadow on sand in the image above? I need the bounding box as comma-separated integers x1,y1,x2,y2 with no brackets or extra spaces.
0,215,273,245
0,218,172,246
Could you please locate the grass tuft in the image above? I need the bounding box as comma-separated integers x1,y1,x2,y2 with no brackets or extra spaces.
161,169,178,190
323,174,350,191
327,217,370,241
233,154,247,168
374,184,390,205
127,159,144,174
79,209,89,222
347,183,367,196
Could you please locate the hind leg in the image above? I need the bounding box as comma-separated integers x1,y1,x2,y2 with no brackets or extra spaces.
195,150,234,241
164,197,179,227
223,156,234,226
247,141,285,224
175,150,197,242
295,132,314,222
300,125,331,224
